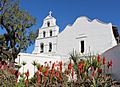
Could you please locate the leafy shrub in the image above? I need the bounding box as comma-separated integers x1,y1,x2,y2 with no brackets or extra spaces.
0,69,16,87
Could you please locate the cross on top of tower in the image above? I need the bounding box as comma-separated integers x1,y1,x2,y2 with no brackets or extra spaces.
49,11,52,16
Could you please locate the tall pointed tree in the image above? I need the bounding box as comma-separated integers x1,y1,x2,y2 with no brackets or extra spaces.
0,0,37,61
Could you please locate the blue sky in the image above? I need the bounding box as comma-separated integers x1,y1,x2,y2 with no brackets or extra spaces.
1,0,120,53
20,0,120,53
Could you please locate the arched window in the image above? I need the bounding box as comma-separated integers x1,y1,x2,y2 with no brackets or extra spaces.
50,30,52,36
43,31,46,37
47,21,50,27
49,42,52,52
40,43,44,53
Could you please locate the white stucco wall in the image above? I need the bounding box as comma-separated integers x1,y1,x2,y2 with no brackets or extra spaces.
57,16,117,55
102,44,120,81
32,13,59,54
32,36,58,53
15,53,69,78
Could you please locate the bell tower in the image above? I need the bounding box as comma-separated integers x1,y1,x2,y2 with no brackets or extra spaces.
32,11,59,54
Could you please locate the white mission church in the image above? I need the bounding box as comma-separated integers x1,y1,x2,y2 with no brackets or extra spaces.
16,11,118,77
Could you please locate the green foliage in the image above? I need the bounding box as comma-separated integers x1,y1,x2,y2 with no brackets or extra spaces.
0,69,16,87
70,52,114,87
32,60,37,67
15,73,26,87
16,54,118,87
0,0,36,61
36,63,41,70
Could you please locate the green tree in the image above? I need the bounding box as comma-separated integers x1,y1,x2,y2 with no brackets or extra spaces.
0,0,36,61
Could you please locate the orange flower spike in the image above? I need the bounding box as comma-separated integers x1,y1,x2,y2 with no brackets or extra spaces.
103,57,106,65
68,63,72,70
78,63,83,69
52,62,55,70
72,69,74,79
44,68,48,76
36,71,40,76
97,68,102,73
60,61,62,72
109,60,112,67
55,70,59,78
50,73,53,82
97,55,101,62
37,75,41,83
25,70,29,77
80,68,83,73
39,65,43,72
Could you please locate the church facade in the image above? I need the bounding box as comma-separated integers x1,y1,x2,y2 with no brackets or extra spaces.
32,12,117,56
16,12,117,77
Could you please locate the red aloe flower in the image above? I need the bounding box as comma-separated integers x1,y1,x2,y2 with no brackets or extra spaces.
78,63,83,69
97,68,102,73
39,65,43,72
52,62,55,70
50,73,53,82
25,70,29,77
107,60,113,68
79,68,83,73
44,68,48,76
55,70,59,78
98,55,101,62
50,63,55,81
60,61,62,72
37,75,40,83
59,76,62,81
109,60,112,67
68,63,72,70
36,71,40,76
78,63,83,73
103,57,106,65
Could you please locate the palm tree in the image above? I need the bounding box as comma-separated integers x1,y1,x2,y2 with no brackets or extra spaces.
21,61,26,73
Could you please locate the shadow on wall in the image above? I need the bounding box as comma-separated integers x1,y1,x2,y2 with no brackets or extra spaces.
102,44,120,81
